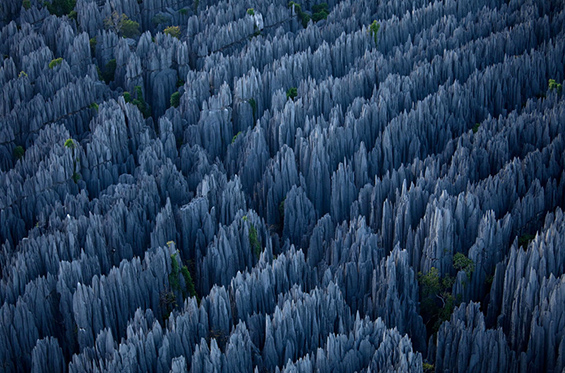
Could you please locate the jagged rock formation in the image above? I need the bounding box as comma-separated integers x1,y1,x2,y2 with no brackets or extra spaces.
1,0,565,371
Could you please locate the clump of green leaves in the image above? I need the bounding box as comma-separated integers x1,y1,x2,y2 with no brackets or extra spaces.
423,362,435,373
232,131,242,143
453,253,475,277
170,91,180,108
518,233,535,249
286,87,298,100
46,0,76,16
101,59,116,84
89,102,99,111
104,12,140,38
124,86,151,118
288,2,310,28
169,253,198,299
180,265,197,298
13,146,25,161
549,79,562,94
312,3,329,22
178,8,188,15
49,57,63,69
472,123,480,133
65,138,81,183
247,8,255,16
68,9,76,20
368,20,380,45
89,37,97,56
18,71,28,78
164,25,181,39
64,138,76,149
249,224,261,259
22,0,31,10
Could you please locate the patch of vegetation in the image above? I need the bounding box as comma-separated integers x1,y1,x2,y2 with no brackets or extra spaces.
419,253,475,335
152,13,170,26
124,86,152,118
176,78,185,88
89,102,98,111
549,79,562,94
423,362,435,373
247,8,255,16
170,91,180,108
368,20,380,45
68,9,76,20
48,57,63,69
22,0,31,10
46,0,76,17
288,2,310,28
13,146,25,161
518,233,535,249
164,26,181,39
248,97,257,123
18,71,28,78
64,138,76,149
169,253,181,292
104,12,140,38
472,123,480,133
286,87,298,100
232,131,242,143
312,3,329,22
89,37,97,56
101,59,116,84
249,224,261,259
178,8,188,15
65,138,81,183
180,265,197,298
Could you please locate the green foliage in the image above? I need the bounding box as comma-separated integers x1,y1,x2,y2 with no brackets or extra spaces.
46,0,76,16
176,78,185,88
101,59,116,83
18,71,28,78
549,79,562,94
49,57,63,69
22,0,31,10
169,253,181,292
64,138,76,149
518,233,535,249
72,172,81,183
180,265,197,298
89,102,98,111
288,1,310,27
68,9,76,20
123,91,132,103
105,12,140,38
453,253,475,276
312,3,328,22
418,266,457,334
249,224,261,259
170,91,180,108
286,87,298,100
368,20,380,45
13,146,25,161
232,131,242,143
89,37,97,56
472,123,480,133
248,98,257,122
131,85,151,118
178,8,188,15
164,25,181,39
247,8,255,16
423,362,435,373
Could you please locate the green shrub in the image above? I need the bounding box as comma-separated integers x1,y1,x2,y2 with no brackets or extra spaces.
13,146,25,161
232,131,242,143
104,12,140,38
312,3,328,22
123,91,132,103
178,8,188,15
49,57,63,69
286,87,298,100
176,78,185,88
22,0,31,10
164,25,181,39
18,71,28,78
549,79,562,94
518,233,535,249
89,102,99,111
89,37,97,56
102,59,116,83
180,265,197,298
46,0,76,16
288,2,310,28
68,9,76,20
169,254,181,292
423,363,435,373
249,224,261,259
131,85,151,118
472,123,480,133
247,8,255,16
64,138,76,149
170,91,180,108
453,253,475,276
121,18,140,38
368,20,380,45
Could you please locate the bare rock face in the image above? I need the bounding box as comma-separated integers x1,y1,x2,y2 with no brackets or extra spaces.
1,0,565,371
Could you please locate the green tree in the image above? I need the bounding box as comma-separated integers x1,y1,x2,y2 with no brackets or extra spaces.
164,25,181,39
247,8,255,16
249,224,261,259
104,12,140,38
549,79,562,94
49,58,63,69
453,253,475,277
46,0,76,16
368,20,380,45
286,87,298,100
170,91,180,108
64,138,80,183
13,146,25,161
